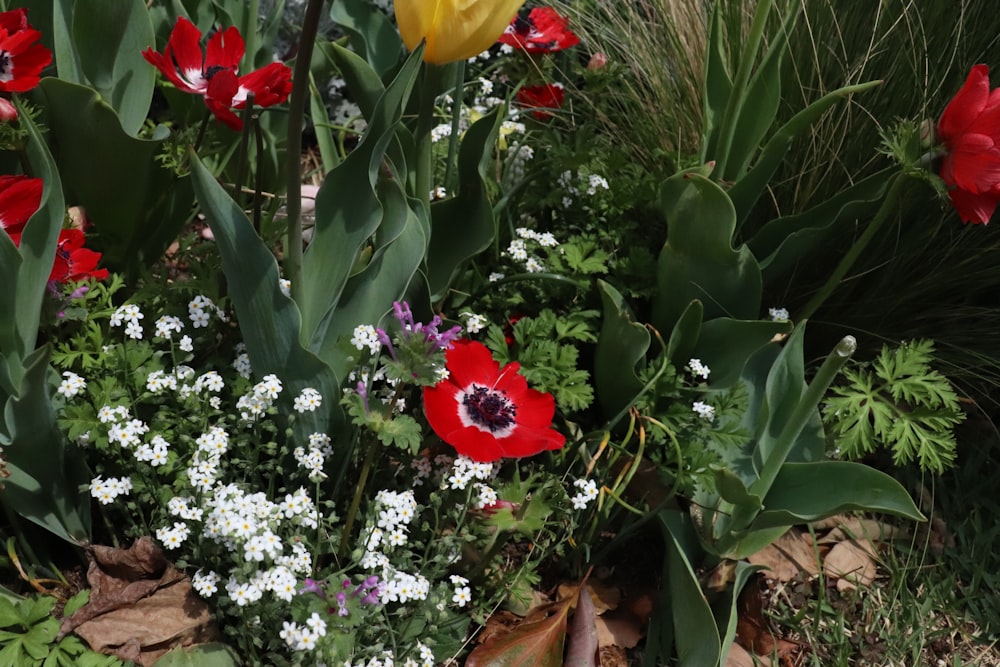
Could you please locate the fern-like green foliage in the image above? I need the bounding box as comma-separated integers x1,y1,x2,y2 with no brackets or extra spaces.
823,339,964,473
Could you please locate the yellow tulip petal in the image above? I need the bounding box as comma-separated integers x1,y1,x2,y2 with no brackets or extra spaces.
395,0,526,65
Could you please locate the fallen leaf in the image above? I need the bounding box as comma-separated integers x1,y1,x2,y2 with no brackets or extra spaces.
467,592,577,667
566,579,598,667
597,645,629,667
59,537,217,666
746,530,820,582
556,581,622,615
735,575,802,660
823,539,878,591
817,517,900,544
725,642,772,667
595,612,643,649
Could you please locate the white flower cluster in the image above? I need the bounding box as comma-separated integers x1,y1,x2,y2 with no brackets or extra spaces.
692,401,715,422
570,478,599,510
89,475,132,505
57,371,86,399
430,122,453,143
110,303,144,339
446,454,496,491
236,374,283,422
460,311,488,334
558,170,611,208
359,490,430,605
473,482,498,510
154,315,184,340
233,343,252,379
135,434,170,467
769,306,790,322
293,387,323,413
159,482,319,608
280,612,327,651
504,225,559,274
685,358,711,380
188,295,226,329
450,574,472,608
350,324,382,354
293,432,333,481
344,650,406,667
503,141,534,186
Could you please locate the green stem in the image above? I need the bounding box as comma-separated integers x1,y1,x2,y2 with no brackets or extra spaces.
232,95,255,205
253,116,265,235
414,65,444,216
799,173,907,320
338,437,379,561
442,61,466,194
285,0,327,306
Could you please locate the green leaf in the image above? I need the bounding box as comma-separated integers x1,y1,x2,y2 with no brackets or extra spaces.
2,347,91,544
426,107,503,299
699,3,732,161
189,151,344,448
665,300,702,367
31,78,194,275
71,0,155,136
659,510,721,667
374,414,422,454
727,80,881,224
692,318,791,388
330,0,404,77
653,172,762,335
0,597,21,627
152,643,241,667
326,42,387,122
300,44,424,347
750,169,893,282
750,461,925,530
594,280,649,420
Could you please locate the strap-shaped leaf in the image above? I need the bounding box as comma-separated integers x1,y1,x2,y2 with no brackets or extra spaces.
190,151,343,446
692,318,791,389
699,3,732,161
426,107,502,299
72,0,155,136
594,280,650,420
331,0,405,78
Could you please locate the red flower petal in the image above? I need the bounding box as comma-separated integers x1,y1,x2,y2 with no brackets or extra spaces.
235,62,293,108
498,7,579,54
205,25,244,73
423,340,565,462
0,9,29,34
947,186,1000,224
0,174,42,236
205,69,243,130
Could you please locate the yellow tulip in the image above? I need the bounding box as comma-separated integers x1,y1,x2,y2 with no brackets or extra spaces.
395,0,526,65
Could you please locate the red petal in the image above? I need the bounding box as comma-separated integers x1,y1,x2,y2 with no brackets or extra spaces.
206,25,244,72
205,69,243,130
0,9,28,33
236,62,293,107
947,186,1000,224
0,175,42,236
167,17,207,82
945,132,1000,193
423,381,466,441
939,64,991,141
444,340,500,389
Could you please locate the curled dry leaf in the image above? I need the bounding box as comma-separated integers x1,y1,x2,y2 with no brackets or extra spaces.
823,539,878,592
746,529,820,582
58,537,217,666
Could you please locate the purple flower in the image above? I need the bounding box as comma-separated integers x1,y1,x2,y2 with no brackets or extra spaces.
299,578,326,598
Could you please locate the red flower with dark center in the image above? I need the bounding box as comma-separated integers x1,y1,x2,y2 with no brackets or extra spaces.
0,174,42,236
498,7,579,54
0,8,51,93
6,227,109,284
937,64,1000,224
423,340,565,462
142,17,292,131
516,83,564,120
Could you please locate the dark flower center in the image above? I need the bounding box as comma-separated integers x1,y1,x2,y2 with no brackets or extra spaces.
0,52,10,75
462,385,516,432
204,64,227,80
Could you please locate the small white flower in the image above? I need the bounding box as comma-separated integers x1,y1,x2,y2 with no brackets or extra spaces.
768,307,790,322
350,324,382,354
692,401,715,421
685,358,711,380
452,585,472,607
57,371,86,399
293,387,323,413
488,272,505,282
279,279,292,298
154,315,184,339
461,312,488,334
178,335,194,352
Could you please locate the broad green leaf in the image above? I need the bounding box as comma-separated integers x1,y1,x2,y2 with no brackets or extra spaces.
152,643,240,667
326,42,387,121
653,173,762,335
189,152,343,446
72,0,155,136
750,461,925,529
665,299,702,366
659,510,721,667
750,168,894,283
1,346,91,544
594,280,650,420
426,108,503,299
309,73,341,172
0,596,20,627
300,45,423,348
692,318,790,388
31,78,194,275
727,80,881,224
720,525,791,561
331,0,405,77
0,230,21,367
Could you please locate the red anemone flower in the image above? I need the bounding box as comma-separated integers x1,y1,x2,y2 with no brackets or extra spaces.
49,229,109,283
498,7,579,54
937,64,1000,224
0,8,52,93
516,83,564,120
423,340,565,462
0,174,43,236
142,17,293,131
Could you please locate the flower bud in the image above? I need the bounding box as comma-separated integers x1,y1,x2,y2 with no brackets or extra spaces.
587,52,608,70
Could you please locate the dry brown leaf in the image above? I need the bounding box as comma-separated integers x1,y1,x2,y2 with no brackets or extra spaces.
598,645,629,667
817,517,900,544
746,530,820,582
823,539,878,591
725,642,773,667
556,581,622,615
467,593,578,667
59,537,217,666
810,514,851,531
594,612,643,649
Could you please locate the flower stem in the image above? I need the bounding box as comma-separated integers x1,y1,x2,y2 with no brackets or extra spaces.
285,0,327,306
799,173,907,320
443,61,466,194
338,437,379,561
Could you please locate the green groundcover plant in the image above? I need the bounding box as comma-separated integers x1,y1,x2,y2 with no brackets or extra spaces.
0,0,987,665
